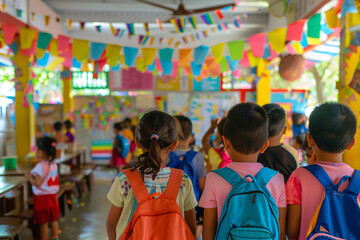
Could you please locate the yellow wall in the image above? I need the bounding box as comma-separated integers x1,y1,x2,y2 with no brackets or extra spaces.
13,51,35,163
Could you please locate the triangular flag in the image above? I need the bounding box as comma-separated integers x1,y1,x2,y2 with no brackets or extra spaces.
31,12,36,21
307,14,321,39
268,27,287,53
214,9,224,19
341,0,358,16
248,51,259,67
226,56,238,71
72,39,89,62
143,22,150,35
19,28,37,50
286,20,305,41
37,32,52,50
240,50,250,68
58,35,71,53
156,18,164,31
170,19,180,33
49,39,58,56
16,9,23,18
159,48,174,62
2,23,18,45
106,44,122,67
95,25,102,33
160,60,173,76
219,57,228,72
80,21,86,30
234,17,242,28
123,47,138,66
200,13,214,25
142,48,157,66
66,19,72,30
191,61,202,76
126,23,135,36
248,33,266,57
46,56,65,71
227,40,244,61
188,16,197,29
44,16,51,26
36,48,46,59
292,41,304,54
37,52,50,67
194,45,209,64
109,23,117,35
90,42,106,61
179,48,193,67
325,8,340,28
211,43,225,63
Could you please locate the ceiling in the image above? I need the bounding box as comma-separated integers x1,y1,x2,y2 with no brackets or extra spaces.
42,0,271,48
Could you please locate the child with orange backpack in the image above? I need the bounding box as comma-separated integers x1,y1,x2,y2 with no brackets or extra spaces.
106,110,197,240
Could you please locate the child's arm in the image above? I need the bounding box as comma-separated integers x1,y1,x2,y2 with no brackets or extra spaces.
279,207,287,240
202,119,218,155
199,177,206,192
203,207,217,240
184,208,196,236
106,204,123,240
25,171,42,187
287,204,301,240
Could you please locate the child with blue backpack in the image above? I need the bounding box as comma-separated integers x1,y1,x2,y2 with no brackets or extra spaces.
110,122,130,173
286,102,359,240
165,115,207,239
200,103,287,240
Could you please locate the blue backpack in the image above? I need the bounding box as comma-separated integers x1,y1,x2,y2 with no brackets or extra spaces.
213,167,280,240
305,164,360,240
116,134,130,158
168,150,200,200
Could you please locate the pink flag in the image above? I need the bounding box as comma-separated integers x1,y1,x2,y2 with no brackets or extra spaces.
2,23,18,45
240,50,250,68
286,20,305,41
248,33,266,57
58,35,71,53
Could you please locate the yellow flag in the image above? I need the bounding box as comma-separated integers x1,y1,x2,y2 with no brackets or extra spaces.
49,39,58,56
142,48,157,66
248,51,260,67
307,37,321,45
36,48,46,59
325,8,339,28
72,39,89,62
292,41,304,54
257,59,266,77
19,28,36,49
46,57,64,71
136,58,147,73
210,43,225,63
268,27,287,53
106,44,122,67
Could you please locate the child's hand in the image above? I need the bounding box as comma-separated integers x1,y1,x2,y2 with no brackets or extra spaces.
210,118,218,130
25,171,32,179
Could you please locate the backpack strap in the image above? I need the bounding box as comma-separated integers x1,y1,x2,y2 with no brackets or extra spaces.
254,167,278,185
212,167,243,187
168,151,181,167
346,170,360,195
304,164,333,188
184,150,198,163
164,169,184,200
123,169,150,204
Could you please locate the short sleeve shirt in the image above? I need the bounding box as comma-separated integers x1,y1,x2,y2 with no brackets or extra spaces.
107,167,198,239
31,161,59,196
199,162,286,221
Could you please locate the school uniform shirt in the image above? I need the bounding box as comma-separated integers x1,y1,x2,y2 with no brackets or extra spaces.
165,149,207,180
286,162,355,240
107,167,198,239
65,130,74,143
122,129,134,164
199,162,286,221
258,143,299,183
30,161,59,196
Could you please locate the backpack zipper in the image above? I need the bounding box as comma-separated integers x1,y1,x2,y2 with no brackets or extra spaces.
215,190,279,239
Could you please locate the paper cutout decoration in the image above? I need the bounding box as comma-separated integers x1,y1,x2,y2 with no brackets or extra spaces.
90,42,106,61
126,23,135,36
215,9,224,19
159,48,174,62
263,44,271,59
141,48,157,66
37,52,50,66
36,48,46,59
286,20,305,41
160,60,173,75
325,8,340,28
2,23,18,45
248,51,259,67
58,35,71,53
194,45,209,65
19,28,37,49
307,14,321,39
211,43,225,63
188,16,197,29
191,61,202,76
226,56,238,71
201,13,214,25
147,61,155,72
9,42,18,54
21,39,37,57
37,32,52,50
46,57,64,71
341,0,358,16
156,18,164,31
248,33,266,57
292,41,304,54
49,39,58,56
72,39,89,62
123,47,138,67
300,32,309,48
227,40,244,61
268,27,287,53
240,50,250,68
73,57,82,69
106,44,122,67
179,48,193,67
220,57,228,72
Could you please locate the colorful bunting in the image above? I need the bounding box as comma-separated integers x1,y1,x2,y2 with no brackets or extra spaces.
90,42,106,61
234,17,242,28
72,39,90,62
227,40,244,61
123,47,138,66
80,21,86,31
248,33,267,57
66,19,73,30
268,27,287,53
143,23,150,35
44,15,51,26
2,23,18,45
159,48,174,62
307,14,321,40
341,0,358,16
37,32,52,50
211,43,225,63
126,23,135,36
19,27,37,50
188,16,197,29
95,25,102,33
156,19,164,31
286,20,305,41
194,45,209,65
179,48,193,67
214,9,224,19
16,9,23,18
201,13,214,25
325,8,340,28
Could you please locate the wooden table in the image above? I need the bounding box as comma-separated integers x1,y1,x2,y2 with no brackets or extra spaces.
55,147,87,169
0,165,32,177
0,176,28,217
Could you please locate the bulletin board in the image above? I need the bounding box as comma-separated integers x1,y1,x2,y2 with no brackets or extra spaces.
35,104,63,136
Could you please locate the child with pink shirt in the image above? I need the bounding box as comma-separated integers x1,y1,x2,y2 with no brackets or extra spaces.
200,103,287,240
286,102,358,240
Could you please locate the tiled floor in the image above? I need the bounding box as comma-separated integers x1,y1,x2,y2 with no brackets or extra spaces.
22,169,117,240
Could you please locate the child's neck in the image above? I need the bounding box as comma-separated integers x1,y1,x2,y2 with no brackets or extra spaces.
268,136,282,147
230,152,259,163
177,141,190,150
315,151,344,164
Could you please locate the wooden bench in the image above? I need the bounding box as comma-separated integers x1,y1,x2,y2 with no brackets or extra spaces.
60,166,95,199
0,218,24,240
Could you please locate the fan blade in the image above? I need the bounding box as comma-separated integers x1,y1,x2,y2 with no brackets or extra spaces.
133,0,177,12
191,3,235,14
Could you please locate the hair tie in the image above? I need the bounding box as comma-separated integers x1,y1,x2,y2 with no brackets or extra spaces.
151,134,159,140
51,142,57,147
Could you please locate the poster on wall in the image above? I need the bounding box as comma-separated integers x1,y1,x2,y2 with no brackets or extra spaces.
167,93,190,115
108,70,122,91
156,75,181,91
122,68,153,90
193,76,220,91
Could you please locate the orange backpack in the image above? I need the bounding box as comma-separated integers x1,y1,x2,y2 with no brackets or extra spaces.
120,168,195,240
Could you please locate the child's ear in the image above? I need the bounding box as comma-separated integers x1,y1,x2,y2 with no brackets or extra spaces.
189,134,195,144
307,133,314,148
346,138,356,151
222,136,231,150
259,140,269,154
135,138,141,148
170,140,179,152
282,126,287,134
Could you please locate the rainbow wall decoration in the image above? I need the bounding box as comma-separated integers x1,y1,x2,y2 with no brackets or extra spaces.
91,139,113,163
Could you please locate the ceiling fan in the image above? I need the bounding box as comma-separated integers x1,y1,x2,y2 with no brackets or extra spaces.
134,0,235,17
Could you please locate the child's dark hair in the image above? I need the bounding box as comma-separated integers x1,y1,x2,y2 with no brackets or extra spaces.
123,117,132,125
294,133,306,147
113,122,123,131
292,113,306,126
217,117,226,137
37,137,57,161
53,121,63,132
224,103,268,154
133,110,178,179
175,115,192,141
263,103,286,137
64,120,73,130
309,102,357,153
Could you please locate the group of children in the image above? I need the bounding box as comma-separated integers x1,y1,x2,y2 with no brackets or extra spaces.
53,120,75,144
106,102,359,240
